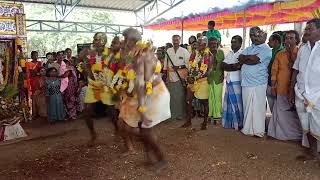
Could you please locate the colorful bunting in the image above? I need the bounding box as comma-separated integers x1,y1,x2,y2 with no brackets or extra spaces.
144,0,320,30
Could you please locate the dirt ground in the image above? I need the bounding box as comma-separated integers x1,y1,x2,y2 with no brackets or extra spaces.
0,118,320,180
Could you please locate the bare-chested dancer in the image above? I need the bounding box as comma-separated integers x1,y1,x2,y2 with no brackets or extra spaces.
116,28,171,169
79,33,120,144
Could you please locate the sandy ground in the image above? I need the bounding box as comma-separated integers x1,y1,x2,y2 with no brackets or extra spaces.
0,118,320,180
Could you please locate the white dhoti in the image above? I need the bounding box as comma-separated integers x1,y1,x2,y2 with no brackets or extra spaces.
295,95,320,151
119,81,171,128
241,84,267,137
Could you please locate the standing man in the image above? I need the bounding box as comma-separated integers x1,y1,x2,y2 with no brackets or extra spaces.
267,30,302,141
267,33,285,112
163,35,190,120
80,32,118,144
206,20,221,43
239,27,272,137
291,18,320,158
221,35,243,130
182,37,210,129
208,37,225,124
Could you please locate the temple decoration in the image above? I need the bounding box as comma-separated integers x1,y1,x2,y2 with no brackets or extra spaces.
0,2,29,140
144,0,320,31
0,2,27,92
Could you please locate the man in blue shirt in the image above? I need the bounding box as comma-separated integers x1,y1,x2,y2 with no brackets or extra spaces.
239,27,272,137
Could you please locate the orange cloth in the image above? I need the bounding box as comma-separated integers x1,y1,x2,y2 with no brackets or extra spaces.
26,61,42,93
271,47,298,95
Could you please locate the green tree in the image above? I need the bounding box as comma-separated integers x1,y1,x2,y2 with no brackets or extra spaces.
25,4,113,57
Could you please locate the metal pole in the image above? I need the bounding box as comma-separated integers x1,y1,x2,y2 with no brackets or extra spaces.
181,18,184,44
242,10,247,48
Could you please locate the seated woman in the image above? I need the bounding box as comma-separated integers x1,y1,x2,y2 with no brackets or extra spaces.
181,37,210,130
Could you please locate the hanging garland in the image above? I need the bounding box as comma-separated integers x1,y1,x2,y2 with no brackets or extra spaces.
88,48,109,72
0,48,10,92
110,40,154,96
188,48,210,82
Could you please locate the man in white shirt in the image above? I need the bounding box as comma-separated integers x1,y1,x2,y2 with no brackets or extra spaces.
290,18,320,159
163,35,190,120
221,35,243,130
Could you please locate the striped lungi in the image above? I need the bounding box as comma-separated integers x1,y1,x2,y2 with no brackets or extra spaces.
222,81,243,130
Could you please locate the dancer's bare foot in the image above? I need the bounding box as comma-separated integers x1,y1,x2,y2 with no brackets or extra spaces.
119,150,137,158
87,132,97,147
149,160,168,173
180,121,191,128
143,151,154,166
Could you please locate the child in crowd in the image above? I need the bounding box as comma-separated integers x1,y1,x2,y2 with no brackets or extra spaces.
45,67,66,123
206,20,221,43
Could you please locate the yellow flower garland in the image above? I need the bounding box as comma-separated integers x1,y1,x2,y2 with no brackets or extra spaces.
136,40,152,50
137,106,147,113
92,48,109,72
146,81,152,95
155,61,162,73
126,69,136,80
115,51,121,60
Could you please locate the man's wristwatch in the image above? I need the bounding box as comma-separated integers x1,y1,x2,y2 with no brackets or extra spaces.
177,65,186,69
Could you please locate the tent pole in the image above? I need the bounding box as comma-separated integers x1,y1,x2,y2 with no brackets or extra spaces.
242,10,247,48
181,18,184,44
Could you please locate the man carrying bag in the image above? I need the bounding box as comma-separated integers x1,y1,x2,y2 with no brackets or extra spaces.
163,35,190,120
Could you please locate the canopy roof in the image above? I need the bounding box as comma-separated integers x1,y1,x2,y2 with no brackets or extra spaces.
145,0,320,31
7,0,153,12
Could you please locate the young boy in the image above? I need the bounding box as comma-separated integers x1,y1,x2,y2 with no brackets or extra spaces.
206,20,221,43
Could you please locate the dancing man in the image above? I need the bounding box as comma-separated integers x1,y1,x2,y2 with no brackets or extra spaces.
80,32,119,144
116,28,171,169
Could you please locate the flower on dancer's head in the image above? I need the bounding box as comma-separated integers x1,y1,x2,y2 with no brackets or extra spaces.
109,63,117,72
126,69,136,80
204,48,210,54
200,64,208,72
115,52,121,60
191,61,198,68
146,81,153,95
122,82,128,89
204,59,209,65
89,54,96,65
92,64,102,72
136,40,152,50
